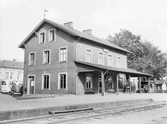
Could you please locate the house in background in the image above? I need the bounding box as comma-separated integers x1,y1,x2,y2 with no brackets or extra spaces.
154,80,167,92
18,19,152,95
130,77,155,93
0,59,24,83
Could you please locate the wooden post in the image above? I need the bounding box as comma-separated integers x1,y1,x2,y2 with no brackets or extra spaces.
116,74,119,95
129,75,131,94
139,77,142,94
148,77,151,93
101,71,105,96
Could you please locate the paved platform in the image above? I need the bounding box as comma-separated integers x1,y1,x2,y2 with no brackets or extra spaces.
0,93,167,121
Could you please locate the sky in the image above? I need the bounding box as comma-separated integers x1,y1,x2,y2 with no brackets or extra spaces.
0,0,167,62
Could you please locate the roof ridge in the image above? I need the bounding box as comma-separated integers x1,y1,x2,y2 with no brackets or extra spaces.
18,19,130,53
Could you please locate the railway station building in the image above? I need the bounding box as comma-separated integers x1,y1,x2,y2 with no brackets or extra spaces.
18,19,152,95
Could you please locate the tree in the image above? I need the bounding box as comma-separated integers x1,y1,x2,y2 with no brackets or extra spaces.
107,29,167,79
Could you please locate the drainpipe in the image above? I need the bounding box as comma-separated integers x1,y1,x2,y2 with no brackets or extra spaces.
74,36,81,95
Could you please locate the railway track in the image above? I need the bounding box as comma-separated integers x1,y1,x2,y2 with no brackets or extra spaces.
1,101,167,124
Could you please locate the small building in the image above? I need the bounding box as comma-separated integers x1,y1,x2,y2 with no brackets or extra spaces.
18,19,152,95
0,59,24,83
154,80,167,92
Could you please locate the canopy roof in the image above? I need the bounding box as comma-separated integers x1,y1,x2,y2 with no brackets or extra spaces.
154,80,166,85
74,60,153,77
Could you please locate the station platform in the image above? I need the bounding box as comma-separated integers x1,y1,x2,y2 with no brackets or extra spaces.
0,93,167,121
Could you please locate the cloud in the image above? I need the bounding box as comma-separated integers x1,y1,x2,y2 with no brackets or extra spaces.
0,0,20,9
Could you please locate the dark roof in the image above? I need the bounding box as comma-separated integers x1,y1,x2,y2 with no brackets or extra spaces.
74,60,153,77
0,60,23,69
18,19,130,53
154,80,166,85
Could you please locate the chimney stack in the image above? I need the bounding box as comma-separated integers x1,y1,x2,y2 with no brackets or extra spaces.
13,59,16,62
83,29,92,35
64,21,73,28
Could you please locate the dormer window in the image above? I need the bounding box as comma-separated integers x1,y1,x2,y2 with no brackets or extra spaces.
39,31,46,44
48,29,56,42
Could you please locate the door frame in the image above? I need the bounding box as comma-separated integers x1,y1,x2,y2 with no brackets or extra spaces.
27,75,35,95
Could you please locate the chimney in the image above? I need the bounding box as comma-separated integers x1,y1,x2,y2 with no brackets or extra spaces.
83,29,92,35
64,21,73,28
13,59,16,62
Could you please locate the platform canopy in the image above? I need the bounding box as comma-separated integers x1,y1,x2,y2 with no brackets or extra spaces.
74,60,153,77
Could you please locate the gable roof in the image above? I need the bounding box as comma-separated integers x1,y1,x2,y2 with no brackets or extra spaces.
18,19,130,53
154,80,166,85
0,60,23,69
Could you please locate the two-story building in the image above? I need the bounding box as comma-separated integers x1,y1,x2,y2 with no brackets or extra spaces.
18,19,152,95
0,59,23,83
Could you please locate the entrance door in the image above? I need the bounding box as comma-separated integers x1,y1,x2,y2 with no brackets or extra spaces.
98,75,102,93
27,76,35,94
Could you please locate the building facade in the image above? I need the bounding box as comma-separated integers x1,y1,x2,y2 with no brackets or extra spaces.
19,19,152,95
0,60,23,83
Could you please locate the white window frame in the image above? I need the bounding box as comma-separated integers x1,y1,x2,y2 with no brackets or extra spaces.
58,72,68,90
107,54,113,66
43,49,51,64
28,52,36,66
98,51,104,65
85,48,92,63
48,29,56,42
117,56,122,68
6,72,9,79
17,72,21,80
85,74,93,89
59,46,68,62
41,73,50,90
39,31,46,44
10,72,14,79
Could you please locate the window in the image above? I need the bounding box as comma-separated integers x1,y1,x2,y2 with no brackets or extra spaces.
117,56,122,68
42,74,50,89
98,52,103,65
17,73,21,80
6,72,9,79
39,31,45,43
59,47,67,62
108,54,113,66
85,49,92,63
48,29,55,42
58,72,67,89
29,52,35,66
10,72,14,79
85,74,92,89
43,50,51,64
